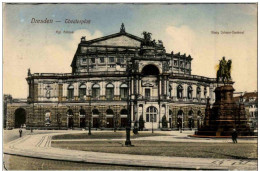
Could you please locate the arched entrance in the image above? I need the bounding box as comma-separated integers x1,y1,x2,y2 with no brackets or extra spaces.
67,109,74,128
120,109,128,128
92,109,99,128
169,110,173,128
79,109,86,128
188,110,194,130
106,109,114,128
141,64,160,75
14,108,26,128
177,110,184,129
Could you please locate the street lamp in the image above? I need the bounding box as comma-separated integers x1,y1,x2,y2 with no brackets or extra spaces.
125,60,132,146
88,89,92,135
151,115,154,133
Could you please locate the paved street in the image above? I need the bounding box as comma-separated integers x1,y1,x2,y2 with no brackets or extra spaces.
3,130,257,170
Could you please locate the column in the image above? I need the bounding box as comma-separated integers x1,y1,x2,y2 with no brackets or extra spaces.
63,83,67,98
74,82,79,97
159,77,162,96
164,77,167,95
131,103,134,127
138,76,141,95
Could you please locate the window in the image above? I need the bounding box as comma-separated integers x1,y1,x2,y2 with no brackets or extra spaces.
174,60,177,66
187,86,193,99
82,58,87,62
79,109,86,116
177,85,183,99
92,109,99,115
145,89,150,98
79,84,86,99
106,109,114,115
120,84,128,100
45,85,52,99
100,57,104,63
92,84,100,98
117,58,124,63
180,61,183,67
91,58,95,63
197,87,201,99
106,83,114,100
146,106,157,122
204,87,207,97
109,57,114,63
45,111,51,126
67,85,74,100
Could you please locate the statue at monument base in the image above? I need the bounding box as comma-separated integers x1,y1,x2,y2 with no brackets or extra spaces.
195,84,253,137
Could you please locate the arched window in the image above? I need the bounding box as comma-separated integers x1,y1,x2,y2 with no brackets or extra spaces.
45,111,51,126
146,106,158,122
79,109,86,115
187,86,193,99
196,87,201,99
92,109,99,115
106,109,114,115
177,85,183,99
106,83,114,100
120,109,128,115
79,84,86,99
67,85,74,100
92,84,100,98
67,109,73,116
204,87,207,97
120,83,128,100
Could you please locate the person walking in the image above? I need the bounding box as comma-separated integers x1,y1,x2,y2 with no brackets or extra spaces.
19,129,23,138
232,129,238,143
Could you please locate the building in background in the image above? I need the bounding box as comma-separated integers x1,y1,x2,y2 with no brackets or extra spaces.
234,91,258,130
6,24,218,130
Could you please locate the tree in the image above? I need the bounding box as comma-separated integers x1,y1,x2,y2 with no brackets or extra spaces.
139,115,145,131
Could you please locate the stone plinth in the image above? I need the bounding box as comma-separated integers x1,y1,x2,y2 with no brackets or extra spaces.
195,85,253,136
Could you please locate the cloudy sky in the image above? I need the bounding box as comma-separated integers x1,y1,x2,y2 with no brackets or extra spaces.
3,3,257,98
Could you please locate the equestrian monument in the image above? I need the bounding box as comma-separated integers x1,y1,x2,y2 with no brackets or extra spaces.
194,57,253,137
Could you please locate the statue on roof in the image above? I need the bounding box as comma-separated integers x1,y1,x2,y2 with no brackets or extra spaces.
27,68,31,76
216,56,232,84
141,31,156,47
120,23,125,33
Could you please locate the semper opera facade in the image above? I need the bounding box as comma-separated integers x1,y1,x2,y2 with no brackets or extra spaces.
6,24,218,130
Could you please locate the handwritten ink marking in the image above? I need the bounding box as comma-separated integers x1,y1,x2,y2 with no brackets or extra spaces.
31,18,53,24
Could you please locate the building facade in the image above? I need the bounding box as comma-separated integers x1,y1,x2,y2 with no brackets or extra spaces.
234,92,258,130
6,24,218,130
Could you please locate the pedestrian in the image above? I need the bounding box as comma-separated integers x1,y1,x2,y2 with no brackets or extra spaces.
19,129,23,137
31,128,33,133
231,129,238,143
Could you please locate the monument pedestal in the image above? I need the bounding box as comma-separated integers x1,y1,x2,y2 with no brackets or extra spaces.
195,85,253,137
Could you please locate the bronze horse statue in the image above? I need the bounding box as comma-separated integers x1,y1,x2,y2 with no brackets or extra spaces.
217,57,232,84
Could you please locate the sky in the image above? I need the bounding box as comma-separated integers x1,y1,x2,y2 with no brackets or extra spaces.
3,3,257,98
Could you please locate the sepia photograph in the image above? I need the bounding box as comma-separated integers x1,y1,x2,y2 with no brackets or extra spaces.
2,3,258,170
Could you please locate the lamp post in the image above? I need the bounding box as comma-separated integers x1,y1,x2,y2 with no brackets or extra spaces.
151,115,154,133
88,89,92,135
125,60,132,146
